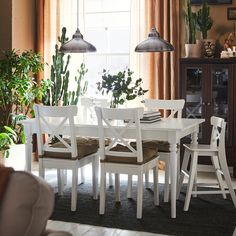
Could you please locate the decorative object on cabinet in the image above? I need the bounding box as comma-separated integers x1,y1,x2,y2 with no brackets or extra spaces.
227,7,236,20
180,58,236,177
184,0,201,58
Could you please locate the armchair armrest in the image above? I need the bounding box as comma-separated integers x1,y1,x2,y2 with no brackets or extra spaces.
43,229,73,236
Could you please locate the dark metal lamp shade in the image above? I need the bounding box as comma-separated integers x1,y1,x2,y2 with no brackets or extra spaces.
60,28,96,53
135,27,174,52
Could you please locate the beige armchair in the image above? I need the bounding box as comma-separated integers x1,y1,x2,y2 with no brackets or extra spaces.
0,170,72,236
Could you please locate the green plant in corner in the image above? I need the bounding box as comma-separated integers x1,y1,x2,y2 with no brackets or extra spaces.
185,0,197,44
97,68,148,108
196,0,213,40
0,49,50,145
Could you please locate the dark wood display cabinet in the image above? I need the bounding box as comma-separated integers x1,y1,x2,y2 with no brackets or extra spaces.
180,58,236,176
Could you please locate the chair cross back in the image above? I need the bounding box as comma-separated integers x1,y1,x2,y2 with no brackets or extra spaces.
95,107,144,163
210,116,225,148
34,105,78,158
144,99,185,118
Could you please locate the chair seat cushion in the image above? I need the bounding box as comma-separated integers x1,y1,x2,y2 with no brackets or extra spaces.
43,137,100,159
101,142,158,165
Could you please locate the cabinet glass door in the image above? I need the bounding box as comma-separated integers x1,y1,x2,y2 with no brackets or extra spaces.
211,67,229,140
185,68,203,119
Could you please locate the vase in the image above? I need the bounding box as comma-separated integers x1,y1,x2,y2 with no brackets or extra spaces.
185,43,201,58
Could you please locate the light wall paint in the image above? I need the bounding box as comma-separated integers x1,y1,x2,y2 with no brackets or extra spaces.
0,0,35,56
181,0,236,57
12,0,36,51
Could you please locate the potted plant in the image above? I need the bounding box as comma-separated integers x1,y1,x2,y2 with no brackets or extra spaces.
196,0,214,57
184,0,201,58
0,49,49,168
97,68,148,108
43,27,88,106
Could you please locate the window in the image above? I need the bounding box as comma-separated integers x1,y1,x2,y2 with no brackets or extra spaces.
83,0,131,95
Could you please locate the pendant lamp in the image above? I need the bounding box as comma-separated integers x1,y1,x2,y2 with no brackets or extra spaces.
60,0,96,53
135,27,174,52
135,0,174,52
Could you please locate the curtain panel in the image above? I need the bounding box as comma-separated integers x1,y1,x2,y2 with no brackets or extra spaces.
130,0,180,100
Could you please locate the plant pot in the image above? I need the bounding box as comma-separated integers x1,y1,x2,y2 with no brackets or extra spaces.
4,144,26,170
185,43,201,58
202,39,216,58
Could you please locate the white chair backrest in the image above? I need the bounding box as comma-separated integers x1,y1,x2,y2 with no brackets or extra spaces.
80,97,110,123
95,107,144,163
144,99,185,118
210,116,226,149
34,104,78,157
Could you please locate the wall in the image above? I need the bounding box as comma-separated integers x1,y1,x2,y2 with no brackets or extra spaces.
181,0,236,57
0,0,36,56
12,0,36,51
0,0,12,55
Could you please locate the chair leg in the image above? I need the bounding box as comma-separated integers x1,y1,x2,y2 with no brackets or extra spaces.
99,164,106,215
92,157,99,200
127,174,132,199
57,169,64,196
153,166,159,206
164,159,170,202
177,149,191,199
39,159,45,179
108,173,113,187
211,155,226,199
137,172,143,219
71,167,78,211
79,167,85,184
193,167,198,198
184,152,198,211
145,171,150,189
218,152,236,207
115,173,120,202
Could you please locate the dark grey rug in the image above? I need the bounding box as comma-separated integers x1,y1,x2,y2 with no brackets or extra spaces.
51,182,236,236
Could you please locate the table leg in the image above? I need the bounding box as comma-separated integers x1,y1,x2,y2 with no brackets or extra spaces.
191,129,199,197
24,124,32,172
169,142,178,218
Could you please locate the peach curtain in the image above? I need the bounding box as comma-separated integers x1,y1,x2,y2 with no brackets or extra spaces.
130,0,180,100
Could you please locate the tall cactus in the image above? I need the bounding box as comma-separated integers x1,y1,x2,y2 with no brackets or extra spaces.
185,0,197,44
196,0,213,39
43,27,88,106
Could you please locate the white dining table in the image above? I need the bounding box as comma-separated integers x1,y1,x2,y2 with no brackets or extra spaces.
22,117,204,218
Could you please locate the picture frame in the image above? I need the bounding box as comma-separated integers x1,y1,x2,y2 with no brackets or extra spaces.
227,8,236,20
191,0,232,4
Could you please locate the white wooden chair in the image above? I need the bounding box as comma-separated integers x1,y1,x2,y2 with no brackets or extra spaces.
177,116,236,211
140,99,185,202
80,97,111,184
34,104,99,211
95,107,159,219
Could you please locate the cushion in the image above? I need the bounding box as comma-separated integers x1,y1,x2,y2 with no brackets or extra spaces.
0,171,54,236
43,137,100,159
101,142,158,165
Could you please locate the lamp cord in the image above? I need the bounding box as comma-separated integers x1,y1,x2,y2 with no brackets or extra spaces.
77,0,79,29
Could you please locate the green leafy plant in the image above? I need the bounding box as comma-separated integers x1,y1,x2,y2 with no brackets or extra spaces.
97,68,148,108
0,126,17,158
196,0,213,39
43,27,88,106
185,0,197,44
0,49,50,144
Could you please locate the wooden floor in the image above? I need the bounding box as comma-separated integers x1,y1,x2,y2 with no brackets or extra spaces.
31,162,236,236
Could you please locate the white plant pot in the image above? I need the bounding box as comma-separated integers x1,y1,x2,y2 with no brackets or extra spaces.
185,43,201,58
4,144,26,170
